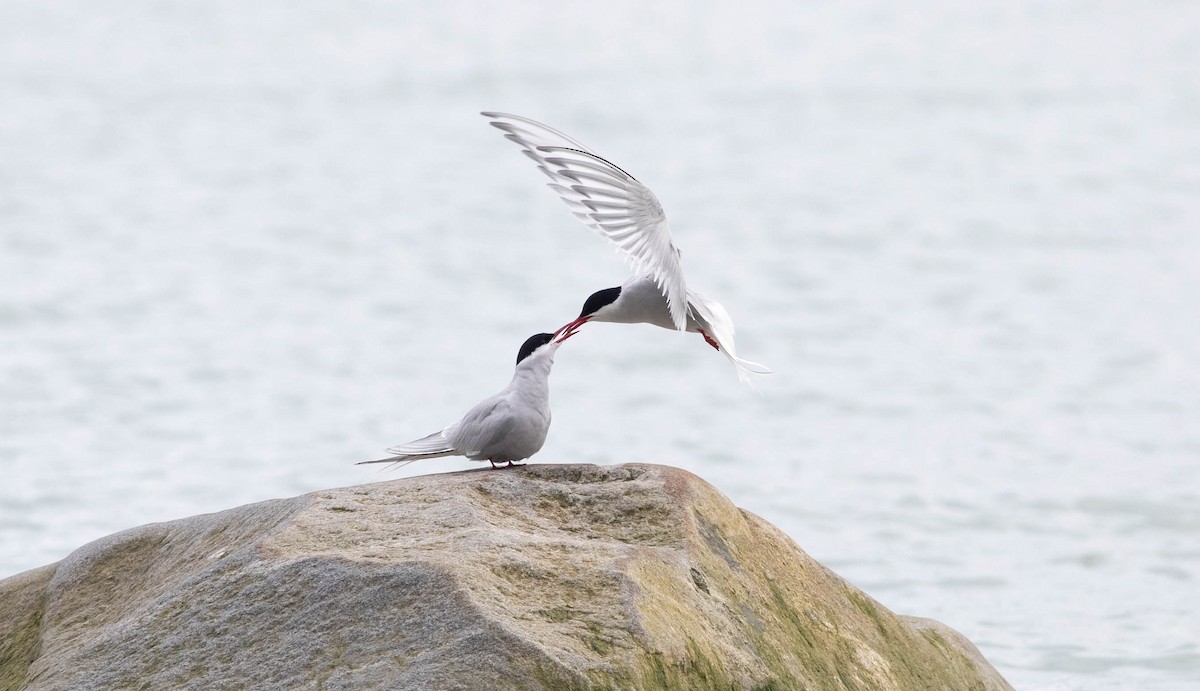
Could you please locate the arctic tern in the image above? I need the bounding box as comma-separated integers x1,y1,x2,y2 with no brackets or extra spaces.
358,327,579,470
482,112,772,384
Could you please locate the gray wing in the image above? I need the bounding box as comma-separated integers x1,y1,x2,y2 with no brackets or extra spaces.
445,395,515,459
482,111,690,330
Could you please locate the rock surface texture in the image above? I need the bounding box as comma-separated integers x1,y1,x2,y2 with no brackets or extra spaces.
0,464,1013,690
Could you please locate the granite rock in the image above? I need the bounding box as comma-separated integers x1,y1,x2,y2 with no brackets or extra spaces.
0,463,1012,690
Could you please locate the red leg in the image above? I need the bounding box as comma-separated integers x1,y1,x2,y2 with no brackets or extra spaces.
699,329,720,350
490,459,524,469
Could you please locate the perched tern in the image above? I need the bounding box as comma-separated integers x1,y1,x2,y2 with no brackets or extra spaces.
358,327,579,470
482,111,772,385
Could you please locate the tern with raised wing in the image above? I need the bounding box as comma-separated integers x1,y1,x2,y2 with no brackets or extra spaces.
358,327,579,470
482,112,772,384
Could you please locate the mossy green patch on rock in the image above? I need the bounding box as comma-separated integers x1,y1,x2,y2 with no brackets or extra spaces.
0,463,1012,690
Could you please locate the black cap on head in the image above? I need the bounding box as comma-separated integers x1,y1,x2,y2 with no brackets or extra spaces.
579,286,621,318
516,332,556,365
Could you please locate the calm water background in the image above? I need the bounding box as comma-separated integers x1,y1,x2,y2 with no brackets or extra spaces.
3,2,1198,688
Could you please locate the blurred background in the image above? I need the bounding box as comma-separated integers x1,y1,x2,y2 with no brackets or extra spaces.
2,1,1198,689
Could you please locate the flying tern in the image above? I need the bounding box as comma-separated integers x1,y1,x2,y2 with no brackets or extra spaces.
482,111,772,384
358,327,579,470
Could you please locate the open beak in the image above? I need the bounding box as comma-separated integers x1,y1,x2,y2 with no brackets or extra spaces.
553,315,590,343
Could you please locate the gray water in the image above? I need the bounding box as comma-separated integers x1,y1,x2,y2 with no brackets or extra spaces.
3,2,1199,689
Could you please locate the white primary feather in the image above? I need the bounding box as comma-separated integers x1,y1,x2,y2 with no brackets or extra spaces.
357,430,457,470
384,429,456,458
482,112,689,331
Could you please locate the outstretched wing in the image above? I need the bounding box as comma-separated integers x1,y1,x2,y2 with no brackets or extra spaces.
482,112,689,330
